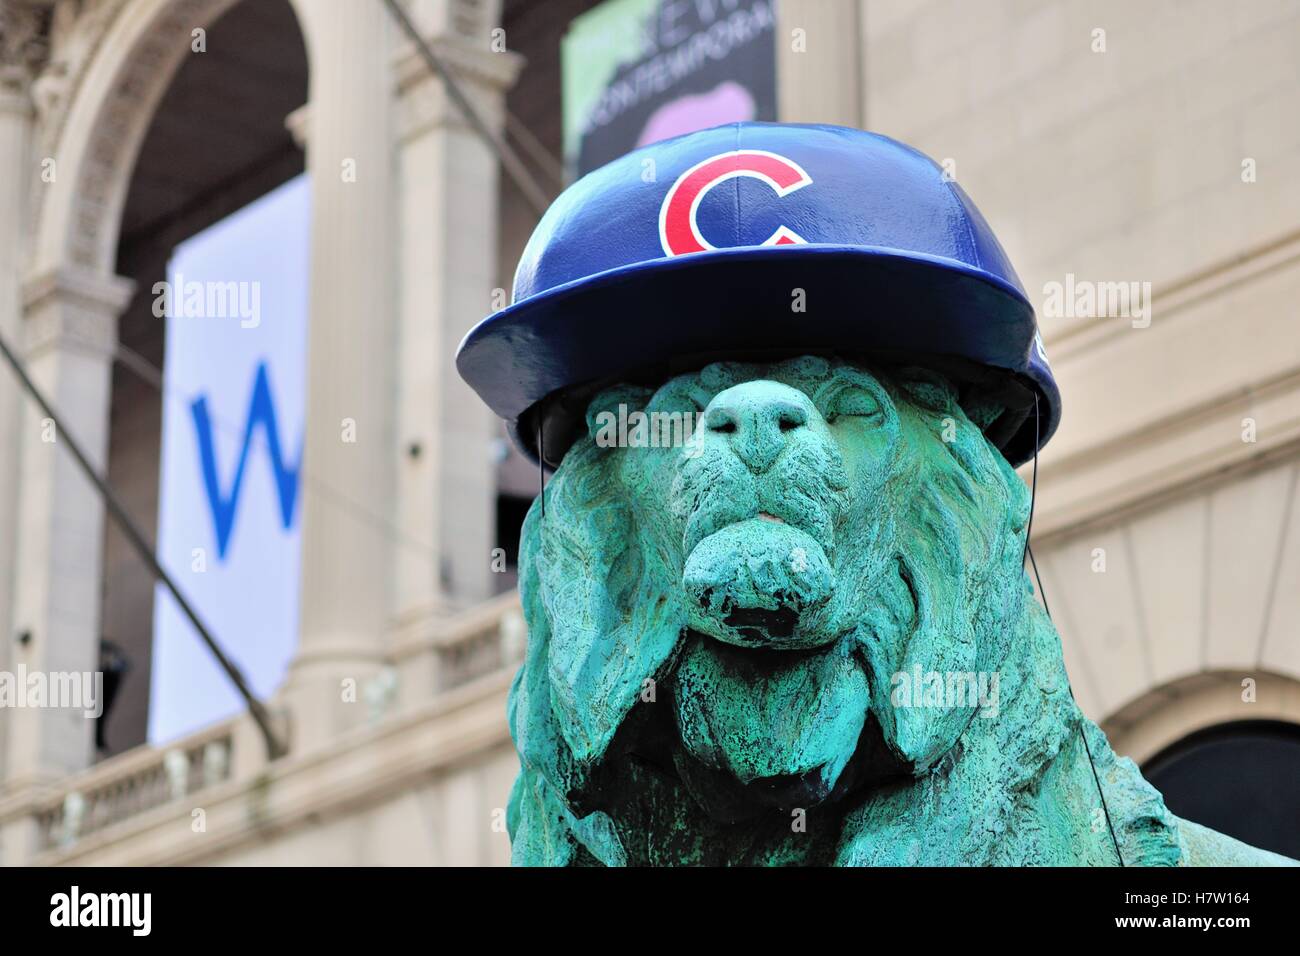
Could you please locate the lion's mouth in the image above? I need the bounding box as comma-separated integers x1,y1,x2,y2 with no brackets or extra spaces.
721,604,798,639
682,515,834,649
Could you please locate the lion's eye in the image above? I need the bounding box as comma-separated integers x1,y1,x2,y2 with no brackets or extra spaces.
827,387,882,423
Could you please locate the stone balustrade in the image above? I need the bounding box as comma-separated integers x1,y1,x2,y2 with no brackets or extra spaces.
0,590,525,865
32,719,236,853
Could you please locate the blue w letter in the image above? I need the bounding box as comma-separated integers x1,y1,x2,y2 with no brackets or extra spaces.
190,362,301,559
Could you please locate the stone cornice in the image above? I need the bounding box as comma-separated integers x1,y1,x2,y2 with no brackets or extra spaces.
284,102,309,150
393,34,524,143
22,264,134,314
20,266,134,357
1046,229,1300,364
1030,232,1300,541
1031,373,1300,543
393,33,524,96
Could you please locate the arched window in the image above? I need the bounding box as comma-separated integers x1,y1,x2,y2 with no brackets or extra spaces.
99,0,308,755
1143,719,1300,859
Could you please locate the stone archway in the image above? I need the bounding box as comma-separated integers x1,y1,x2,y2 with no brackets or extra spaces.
99,0,309,755
8,0,416,784
1106,673,1300,859
1105,670,1300,764
6,0,517,789
4,0,313,782
29,0,246,278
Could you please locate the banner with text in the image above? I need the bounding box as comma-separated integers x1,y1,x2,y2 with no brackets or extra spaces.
562,0,777,177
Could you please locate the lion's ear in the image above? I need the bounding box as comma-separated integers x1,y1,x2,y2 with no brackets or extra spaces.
520,436,684,780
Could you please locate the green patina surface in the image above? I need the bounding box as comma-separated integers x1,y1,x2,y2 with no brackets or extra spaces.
506,357,1294,867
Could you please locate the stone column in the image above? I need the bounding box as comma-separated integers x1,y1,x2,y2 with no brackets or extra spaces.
387,3,521,704
3,267,133,792
0,47,35,789
280,0,398,749
777,0,865,127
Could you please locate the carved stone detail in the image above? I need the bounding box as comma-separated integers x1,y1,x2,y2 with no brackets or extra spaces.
0,0,55,94
21,265,133,358
25,0,236,272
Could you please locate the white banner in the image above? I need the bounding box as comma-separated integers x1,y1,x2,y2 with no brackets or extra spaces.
150,175,310,744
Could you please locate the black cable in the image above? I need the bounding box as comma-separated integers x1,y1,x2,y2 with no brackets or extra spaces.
1023,393,1124,866
378,0,552,217
0,330,286,759
72,337,442,563
538,421,545,519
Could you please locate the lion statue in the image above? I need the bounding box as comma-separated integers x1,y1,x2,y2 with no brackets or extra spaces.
505,355,1293,867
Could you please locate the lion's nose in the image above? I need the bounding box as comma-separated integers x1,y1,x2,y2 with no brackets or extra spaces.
703,381,812,473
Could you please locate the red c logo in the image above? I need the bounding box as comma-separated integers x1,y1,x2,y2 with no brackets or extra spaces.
658,149,813,257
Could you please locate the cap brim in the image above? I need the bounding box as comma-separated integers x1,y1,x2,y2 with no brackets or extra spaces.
457,244,1059,467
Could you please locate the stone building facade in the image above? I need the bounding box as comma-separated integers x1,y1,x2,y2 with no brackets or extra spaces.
0,0,1296,865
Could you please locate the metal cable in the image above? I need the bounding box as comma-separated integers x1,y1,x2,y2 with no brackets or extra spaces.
379,0,553,217
1024,393,1125,866
0,329,287,760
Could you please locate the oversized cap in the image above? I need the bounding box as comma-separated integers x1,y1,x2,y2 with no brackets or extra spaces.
457,122,1059,467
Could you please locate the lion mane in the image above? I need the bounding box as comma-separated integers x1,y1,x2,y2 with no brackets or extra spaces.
505,357,1264,867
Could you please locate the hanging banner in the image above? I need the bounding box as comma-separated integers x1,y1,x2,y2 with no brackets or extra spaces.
563,0,777,177
150,175,309,744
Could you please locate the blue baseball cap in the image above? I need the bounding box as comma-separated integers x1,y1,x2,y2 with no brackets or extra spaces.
457,122,1059,467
